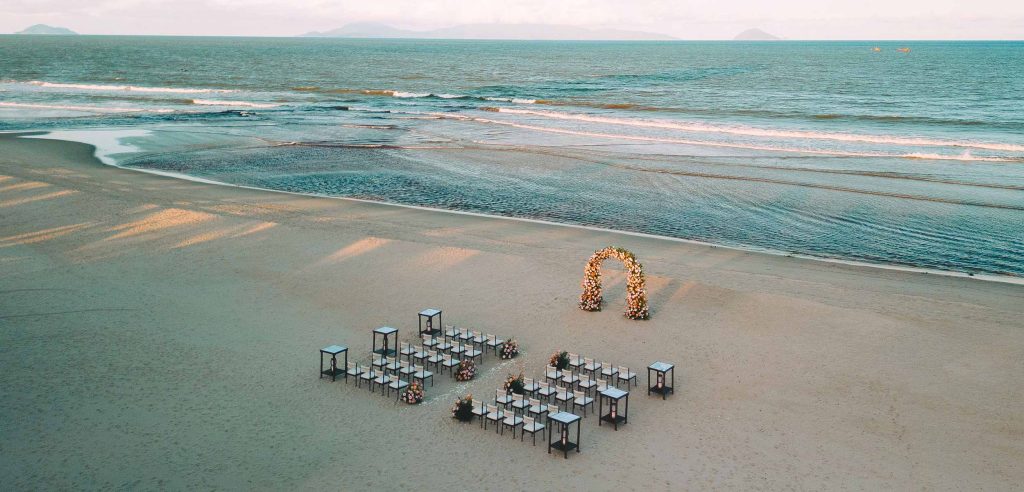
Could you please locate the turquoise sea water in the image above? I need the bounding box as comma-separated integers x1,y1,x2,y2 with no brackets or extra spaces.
1,36,1022,276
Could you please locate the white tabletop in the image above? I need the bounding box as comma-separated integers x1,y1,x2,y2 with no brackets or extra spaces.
648,361,674,372
549,411,581,424
600,387,628,399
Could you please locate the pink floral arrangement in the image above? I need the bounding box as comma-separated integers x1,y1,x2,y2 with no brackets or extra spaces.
454,359,476,382
402,381,424,404
452,394,474,421
500,338,519,359
503,372,525,394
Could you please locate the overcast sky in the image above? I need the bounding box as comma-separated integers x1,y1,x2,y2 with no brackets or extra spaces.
3,0,1023,39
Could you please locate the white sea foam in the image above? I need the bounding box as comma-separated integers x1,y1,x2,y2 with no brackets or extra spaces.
391,91,431,98
24,80,235,94
496,108,1024,153
22,129,152,164
0,102,175,113
190,99,279,108
484,97,537,104
440,113,1018,162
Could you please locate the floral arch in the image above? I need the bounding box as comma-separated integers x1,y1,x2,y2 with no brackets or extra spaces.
579,247,649,320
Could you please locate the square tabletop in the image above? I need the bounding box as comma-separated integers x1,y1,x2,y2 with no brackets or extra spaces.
600,387,629,399
649,361,674,372
419,308,441,317
373,326,398,335
549,411,582,425
321,345,347,354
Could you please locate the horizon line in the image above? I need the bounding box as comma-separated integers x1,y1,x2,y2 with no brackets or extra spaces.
5,33,1024,41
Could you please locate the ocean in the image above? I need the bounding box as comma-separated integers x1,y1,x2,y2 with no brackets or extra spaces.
1,36,1022,277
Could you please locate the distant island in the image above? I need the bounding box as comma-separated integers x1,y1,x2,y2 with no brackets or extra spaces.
734,28,780,40
15,24,77,35
302,22,675,41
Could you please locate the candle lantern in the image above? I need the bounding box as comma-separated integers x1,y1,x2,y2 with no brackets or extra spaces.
647,361,675,400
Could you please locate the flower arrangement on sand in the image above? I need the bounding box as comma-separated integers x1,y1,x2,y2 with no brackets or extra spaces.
454,359,476,382
500,338,520,359
503,372,525,395
452,394,474,421
549,350,570,371
402,380,424,404
579,246,649,320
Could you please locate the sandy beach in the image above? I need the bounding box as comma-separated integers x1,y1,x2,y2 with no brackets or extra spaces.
1,134,1022,490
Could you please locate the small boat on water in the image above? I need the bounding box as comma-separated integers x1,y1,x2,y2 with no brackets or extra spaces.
897,47,911,53
872,47,881,52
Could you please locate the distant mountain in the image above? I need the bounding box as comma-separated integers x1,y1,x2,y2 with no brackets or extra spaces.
16,24,77,35
302,23,674,41
733,28,780,41
304,22,413,39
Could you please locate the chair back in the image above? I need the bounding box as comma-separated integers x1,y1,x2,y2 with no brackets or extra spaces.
618,365,629,376
523,416,534,427
549,404,559,414
584,357,594,366
546,365,557,374
557,386,567,395
386,356,394,365
568,352,578,362
427,349,436,358
580,374,590,384
400,341,409,351
573,390,584,399
524,377,534,387
529,398,540,407
421,334,431,343
539,381,549,391
443,354,451,363
473,331,481,338
597,379,608,391
400,360,409,369
602,361,611,371
497,389,507,400
513,393,524,403
487,334,496,343
487,404,497,414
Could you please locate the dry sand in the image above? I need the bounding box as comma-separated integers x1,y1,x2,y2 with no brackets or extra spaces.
1,135,1022,490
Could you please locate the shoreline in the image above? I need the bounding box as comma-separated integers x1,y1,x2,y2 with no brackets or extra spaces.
16,130,1024,286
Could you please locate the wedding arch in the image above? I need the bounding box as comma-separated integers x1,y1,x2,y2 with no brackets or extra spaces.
579,247,649,320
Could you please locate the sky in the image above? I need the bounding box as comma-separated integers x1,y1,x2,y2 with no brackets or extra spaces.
2,0,1023,39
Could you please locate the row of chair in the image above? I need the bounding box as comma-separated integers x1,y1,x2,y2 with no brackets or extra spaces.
345,353,434,400
443,326,506,356
468,395,556,445
556,353,639,388
344,329,508,401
